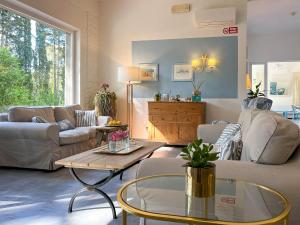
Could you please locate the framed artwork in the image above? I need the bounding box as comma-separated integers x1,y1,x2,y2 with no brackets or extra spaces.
173,64,193,81
139,63,159,81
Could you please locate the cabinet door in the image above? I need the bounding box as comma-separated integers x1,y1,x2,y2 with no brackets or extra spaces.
153,123,178,143
178,124,198,143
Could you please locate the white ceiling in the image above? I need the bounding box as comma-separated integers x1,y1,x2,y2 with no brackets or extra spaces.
248,0,300,35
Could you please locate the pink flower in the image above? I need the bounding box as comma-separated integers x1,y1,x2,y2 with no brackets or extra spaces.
110,130,128,141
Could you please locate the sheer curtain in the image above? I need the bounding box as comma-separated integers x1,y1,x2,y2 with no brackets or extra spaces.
292,72,300,107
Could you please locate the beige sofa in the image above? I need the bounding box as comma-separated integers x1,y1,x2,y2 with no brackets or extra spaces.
137,109,300,225
0,105,101,170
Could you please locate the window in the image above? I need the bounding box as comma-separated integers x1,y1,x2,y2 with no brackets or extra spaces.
251,64,265,92
0,7,71,112
267,62,300,109
251,62,300,110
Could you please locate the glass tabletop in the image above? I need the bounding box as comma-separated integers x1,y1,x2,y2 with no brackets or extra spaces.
119,175,290,224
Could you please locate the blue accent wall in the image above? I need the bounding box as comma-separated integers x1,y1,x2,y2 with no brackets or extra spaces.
132,36,238,98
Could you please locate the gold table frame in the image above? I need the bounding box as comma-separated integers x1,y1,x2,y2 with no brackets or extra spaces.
117,175,291,225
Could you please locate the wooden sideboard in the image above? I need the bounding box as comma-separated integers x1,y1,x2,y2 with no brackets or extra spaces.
147,101,206,145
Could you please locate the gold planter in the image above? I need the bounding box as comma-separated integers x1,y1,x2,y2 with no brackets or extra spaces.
185,164,216,198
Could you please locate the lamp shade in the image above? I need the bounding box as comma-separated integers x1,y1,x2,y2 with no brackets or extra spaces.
118,66,141,84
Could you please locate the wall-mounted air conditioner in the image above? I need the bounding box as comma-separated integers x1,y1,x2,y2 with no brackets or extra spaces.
194,7,236,27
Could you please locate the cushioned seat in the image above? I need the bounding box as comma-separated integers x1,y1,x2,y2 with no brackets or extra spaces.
59,127,94,145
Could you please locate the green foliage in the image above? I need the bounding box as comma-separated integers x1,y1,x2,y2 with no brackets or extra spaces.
247,82,265,99
180,139,219,168
0,47,32,111
0,8,66,112
94,84,117,118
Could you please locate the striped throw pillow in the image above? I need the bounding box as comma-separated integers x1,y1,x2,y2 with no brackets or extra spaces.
75,110,96,127
215,123,242,160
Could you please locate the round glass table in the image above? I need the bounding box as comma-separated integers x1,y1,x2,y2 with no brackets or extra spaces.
117,175,290,225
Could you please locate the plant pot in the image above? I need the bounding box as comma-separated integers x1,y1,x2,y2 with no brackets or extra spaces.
185,164,216,198
192,95,201,102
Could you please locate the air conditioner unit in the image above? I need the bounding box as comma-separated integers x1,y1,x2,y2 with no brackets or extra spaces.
194,7,236,27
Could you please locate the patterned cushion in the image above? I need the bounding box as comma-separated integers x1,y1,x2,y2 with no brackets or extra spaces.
248,97,273,110
215,123,243,160
32,116,49,123
57,119,75,131
75,110,96,127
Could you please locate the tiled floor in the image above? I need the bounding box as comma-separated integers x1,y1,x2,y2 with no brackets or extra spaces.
0,147,181,225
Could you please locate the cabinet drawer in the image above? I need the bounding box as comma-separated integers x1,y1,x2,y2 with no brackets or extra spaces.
176,114,201,123
150,114,177,122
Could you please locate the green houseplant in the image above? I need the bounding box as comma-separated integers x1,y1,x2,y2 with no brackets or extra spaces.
181,139,219,197
242,82,267,109
247,82,265,99
94,84,117,118
192,80,204,102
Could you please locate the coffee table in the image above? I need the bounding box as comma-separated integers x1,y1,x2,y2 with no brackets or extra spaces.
55,140,165,219
117,175,291,225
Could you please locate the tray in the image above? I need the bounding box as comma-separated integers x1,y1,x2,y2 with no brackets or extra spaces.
93,141,143,155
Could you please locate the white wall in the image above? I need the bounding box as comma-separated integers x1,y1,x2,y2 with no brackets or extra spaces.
0,0,101,109
248,32,300,62
99,0,247,139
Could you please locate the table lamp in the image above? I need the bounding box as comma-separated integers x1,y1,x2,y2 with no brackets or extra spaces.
118,66,141,138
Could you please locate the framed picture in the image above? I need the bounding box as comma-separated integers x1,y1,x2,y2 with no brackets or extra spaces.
173,64,193,81
139,63,159,81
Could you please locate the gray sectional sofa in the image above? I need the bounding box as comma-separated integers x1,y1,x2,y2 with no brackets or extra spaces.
137,109,300,225
0,105,98,170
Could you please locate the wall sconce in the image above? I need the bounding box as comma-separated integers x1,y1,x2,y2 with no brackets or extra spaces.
192,55,217,72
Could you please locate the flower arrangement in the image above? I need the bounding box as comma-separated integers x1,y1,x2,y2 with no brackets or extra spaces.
108,130,129,151
110,130,129,142
94,84,117,118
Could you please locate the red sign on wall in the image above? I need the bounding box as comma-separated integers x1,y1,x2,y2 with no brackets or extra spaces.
223,26,238,35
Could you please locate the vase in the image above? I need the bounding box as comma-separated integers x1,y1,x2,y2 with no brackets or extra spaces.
108,137,129,152
185,164,216,198
192,95,201,102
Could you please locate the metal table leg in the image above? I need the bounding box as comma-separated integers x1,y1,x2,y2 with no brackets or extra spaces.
68,168,117,219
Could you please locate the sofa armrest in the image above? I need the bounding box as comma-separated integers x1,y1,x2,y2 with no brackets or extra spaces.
136,158,185,178
0,122,59,145
0,113,8,122
197,124,227,144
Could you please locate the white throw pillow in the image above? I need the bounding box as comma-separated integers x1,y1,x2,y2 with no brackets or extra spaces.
243,110,300,164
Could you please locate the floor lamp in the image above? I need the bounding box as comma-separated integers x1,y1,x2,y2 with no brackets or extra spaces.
117,66,141,138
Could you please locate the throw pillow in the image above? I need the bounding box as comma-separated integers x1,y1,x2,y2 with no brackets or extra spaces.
215,123,242,160
75,110,96,127
57,119,75,132
32,116,49,123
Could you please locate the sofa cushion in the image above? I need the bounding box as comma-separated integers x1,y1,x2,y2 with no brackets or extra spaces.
54,104,81,127
57,119,75,132
8,106,56,122
59,127,96,145
238,109,261,142
215,124,242,160
32,116,49,123
75,110,96,127
243,111,300,164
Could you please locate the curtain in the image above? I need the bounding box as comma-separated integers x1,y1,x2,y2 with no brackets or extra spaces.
292,72,300,106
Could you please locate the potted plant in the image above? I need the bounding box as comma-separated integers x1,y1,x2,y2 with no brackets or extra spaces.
94,84,117,118
192,81,204,102
180,139,219,197
154,92,161,101
242,82,265,109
